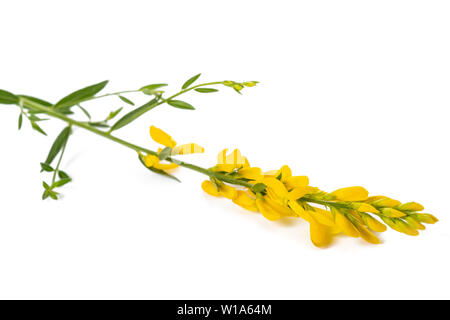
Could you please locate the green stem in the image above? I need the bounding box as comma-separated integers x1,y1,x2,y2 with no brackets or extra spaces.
51,131,69,184
19,96,253,189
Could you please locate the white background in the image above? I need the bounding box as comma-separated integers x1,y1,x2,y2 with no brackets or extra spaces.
1,0,449,299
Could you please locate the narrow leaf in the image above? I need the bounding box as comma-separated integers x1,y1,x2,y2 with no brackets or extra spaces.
195,88,218,93
52,178,72,188
0,89,19,105
58,170,70,179
88,122,109,128
182,73,201,89
42,181,51,190
18,95,52,107
40,162,54,172
167,100,195,110
44,126,71,166
31,122,47,136
18,113,23,130
119,95,134,106
138,155,180,182
107,107,123,120
54,80,109,109
110,98,158,132
139,83,167,91
77,104,91,119
42,190,50,200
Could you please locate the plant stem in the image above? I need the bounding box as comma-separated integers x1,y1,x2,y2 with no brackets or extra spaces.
19,96,254,189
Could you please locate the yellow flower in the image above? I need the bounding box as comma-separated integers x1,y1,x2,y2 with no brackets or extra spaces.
397,202,424,212
354,224,381,244
150,125,205,156
142,154,179,170
201,180,236,199
361,213,387,232
330,186,369,201
150,125,177,148
334,211,360,238
309,222,333,248
232,190,258,212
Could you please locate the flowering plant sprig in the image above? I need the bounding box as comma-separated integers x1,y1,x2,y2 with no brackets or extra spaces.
0,75,437,247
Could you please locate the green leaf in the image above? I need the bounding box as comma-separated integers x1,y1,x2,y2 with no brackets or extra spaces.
49,191,59,200
40,162,54,172
251,183,267,193
0,89,19,105
158,147,172,161
77,104,91,119
52,178,72,188
110,98,159,132
42,181,51,190
18,113,23,130
119,95,134,106
182,73,201,89
58,170,70,179
42,190,50,200
88,122,109,128
140,83,167,91
43,126,71,166
31,121,47,136
54,80,109,109
167,100,195,110
138,155,180,182
195,88,218,93
107,107,123,120
18,95,52,107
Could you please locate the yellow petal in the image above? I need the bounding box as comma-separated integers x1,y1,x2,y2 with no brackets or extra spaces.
217,149,228,165
330,186,369,201
150,125,177,148
395,220,419,236
381,207,406,218
153,162,179,170
172,143,204,155
280,165,292,182
256,199,281,221
355,203,379,214
143,154,159,167
372,198,401,208
355,224,381,244
219,184,237,199
232,190,258,212
265,197,295,216
201,180,220,197
225,149,246,166
238,167,262,180
413,213,438,224
262,177,289,201
335,212,360,238
397,202,424,212
365,195,389,203
308,207,336,227
285,176,309,189
309,222,333,248
404,216,425,230
380,216,403,233
361,213,387,232
288,200,314,222
287,187,309,200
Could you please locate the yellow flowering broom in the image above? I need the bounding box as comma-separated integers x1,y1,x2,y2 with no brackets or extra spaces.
0,74,438,247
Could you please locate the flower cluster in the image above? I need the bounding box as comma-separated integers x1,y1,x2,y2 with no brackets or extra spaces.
140,125,205,170
201,149,438,247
